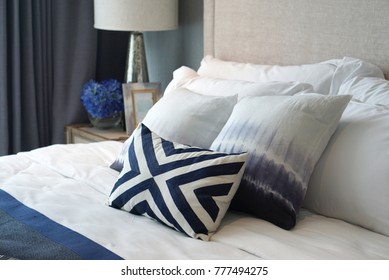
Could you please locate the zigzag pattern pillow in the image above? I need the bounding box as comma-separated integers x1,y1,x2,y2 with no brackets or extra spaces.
109,124,247,240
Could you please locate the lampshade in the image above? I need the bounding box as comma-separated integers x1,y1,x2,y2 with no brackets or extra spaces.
94,0,178,32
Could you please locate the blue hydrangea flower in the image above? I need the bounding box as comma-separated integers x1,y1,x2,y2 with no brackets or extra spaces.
80,79,124,119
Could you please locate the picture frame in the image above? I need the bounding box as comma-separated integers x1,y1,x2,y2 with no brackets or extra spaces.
122,82,161,135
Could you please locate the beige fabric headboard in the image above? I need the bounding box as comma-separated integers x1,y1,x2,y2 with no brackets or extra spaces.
204,0,389,78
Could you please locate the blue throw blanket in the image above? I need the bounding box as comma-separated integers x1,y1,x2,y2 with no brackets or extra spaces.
0,189,122,260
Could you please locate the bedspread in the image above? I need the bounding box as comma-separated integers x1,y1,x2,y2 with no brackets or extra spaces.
0,142,258,260
1,142,388,259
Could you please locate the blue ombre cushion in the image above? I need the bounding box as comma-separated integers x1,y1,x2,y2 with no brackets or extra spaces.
109,124,247,240
210,94,351,229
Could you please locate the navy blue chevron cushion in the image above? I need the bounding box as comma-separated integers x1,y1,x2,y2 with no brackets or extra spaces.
109,124,247,241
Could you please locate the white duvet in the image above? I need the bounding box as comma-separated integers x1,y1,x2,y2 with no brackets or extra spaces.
1,141,388,259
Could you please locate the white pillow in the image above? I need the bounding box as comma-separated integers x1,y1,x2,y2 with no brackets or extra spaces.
329,57,385,95
197,55,338,94
164,66,314,100
110,88,237,172
164,66,198,95
142,88,237,148
338,76,389,106
210,94,351,229
197,56,385,96
304,100,389,237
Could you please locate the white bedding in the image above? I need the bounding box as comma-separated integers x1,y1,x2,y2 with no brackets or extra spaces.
1,141,388,260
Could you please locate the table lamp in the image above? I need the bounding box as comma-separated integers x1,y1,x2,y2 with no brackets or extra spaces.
94,0,178,83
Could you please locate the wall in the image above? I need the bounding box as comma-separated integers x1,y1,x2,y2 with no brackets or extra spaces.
145,0,204,91
96,0,204,93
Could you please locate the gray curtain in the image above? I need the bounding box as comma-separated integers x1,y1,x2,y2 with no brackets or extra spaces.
0,0,98,156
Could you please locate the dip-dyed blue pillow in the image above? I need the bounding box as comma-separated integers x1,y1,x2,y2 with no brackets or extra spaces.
210,94,351,229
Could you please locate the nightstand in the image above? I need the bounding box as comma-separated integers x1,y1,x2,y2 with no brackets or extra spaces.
65,123,129,144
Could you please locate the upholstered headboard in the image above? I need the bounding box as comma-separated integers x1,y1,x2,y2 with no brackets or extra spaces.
204,0,389,78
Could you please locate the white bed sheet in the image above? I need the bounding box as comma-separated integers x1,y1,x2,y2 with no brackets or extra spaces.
1,141,388,259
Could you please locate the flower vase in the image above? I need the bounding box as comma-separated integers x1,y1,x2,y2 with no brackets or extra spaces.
88,112,122,130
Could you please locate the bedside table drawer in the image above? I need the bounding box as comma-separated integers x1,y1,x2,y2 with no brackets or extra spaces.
65,124,128,144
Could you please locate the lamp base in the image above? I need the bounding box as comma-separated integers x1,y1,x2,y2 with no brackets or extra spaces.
125,32,149,83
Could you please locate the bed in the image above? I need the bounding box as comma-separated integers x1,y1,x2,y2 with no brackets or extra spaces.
1,0,389,260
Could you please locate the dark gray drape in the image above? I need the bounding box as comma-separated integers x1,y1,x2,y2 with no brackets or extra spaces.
0,0,98,156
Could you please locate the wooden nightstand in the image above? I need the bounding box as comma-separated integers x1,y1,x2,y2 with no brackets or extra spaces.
65,124,129,144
